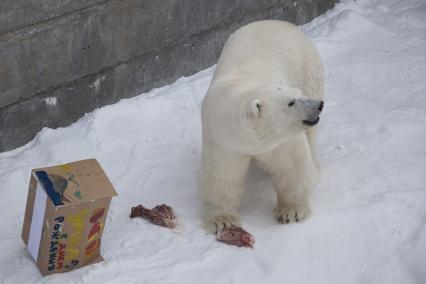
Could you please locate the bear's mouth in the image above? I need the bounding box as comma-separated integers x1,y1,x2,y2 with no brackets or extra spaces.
303,117,320,126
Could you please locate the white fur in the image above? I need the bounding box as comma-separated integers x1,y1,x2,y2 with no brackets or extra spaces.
200,20,324,232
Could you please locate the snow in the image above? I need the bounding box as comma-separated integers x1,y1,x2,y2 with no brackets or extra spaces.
1,0,426,283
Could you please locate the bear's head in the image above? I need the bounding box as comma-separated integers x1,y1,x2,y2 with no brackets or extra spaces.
238,85,324,153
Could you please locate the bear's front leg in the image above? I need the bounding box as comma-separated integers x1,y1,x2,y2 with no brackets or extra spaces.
200,142,251,233
255,134,320,224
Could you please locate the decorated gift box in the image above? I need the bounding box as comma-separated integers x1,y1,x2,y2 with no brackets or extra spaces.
21,159,117,276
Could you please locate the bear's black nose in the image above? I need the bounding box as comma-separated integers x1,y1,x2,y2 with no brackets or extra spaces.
318,101,324,111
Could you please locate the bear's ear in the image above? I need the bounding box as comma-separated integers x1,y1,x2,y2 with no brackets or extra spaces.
249,99,263,121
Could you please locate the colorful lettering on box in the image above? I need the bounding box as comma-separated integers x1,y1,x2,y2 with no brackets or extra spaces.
56,243,66,269
47,216,65,272
85,207,105,257
64,248,79,261
85,239,100,256
64,209,88,261
89,208,105,223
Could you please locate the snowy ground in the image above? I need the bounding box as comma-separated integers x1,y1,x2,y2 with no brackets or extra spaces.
1,0,426,283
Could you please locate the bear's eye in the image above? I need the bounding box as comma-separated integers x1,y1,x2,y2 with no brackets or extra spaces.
288,100,295,107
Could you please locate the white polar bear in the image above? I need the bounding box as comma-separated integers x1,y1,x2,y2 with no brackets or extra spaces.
200,20,324,234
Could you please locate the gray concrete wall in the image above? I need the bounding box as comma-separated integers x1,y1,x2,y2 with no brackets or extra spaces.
0,0,335,152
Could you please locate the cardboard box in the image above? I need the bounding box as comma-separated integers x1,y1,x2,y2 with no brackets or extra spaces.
21,159,117,276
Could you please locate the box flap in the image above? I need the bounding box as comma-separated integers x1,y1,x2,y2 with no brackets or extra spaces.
32,159,117,206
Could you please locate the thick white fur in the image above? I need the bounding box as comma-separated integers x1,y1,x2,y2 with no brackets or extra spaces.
200,20,324,232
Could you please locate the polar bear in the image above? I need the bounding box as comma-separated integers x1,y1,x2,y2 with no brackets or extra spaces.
200,20,324,239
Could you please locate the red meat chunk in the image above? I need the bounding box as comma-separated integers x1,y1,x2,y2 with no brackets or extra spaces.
130,204,177,229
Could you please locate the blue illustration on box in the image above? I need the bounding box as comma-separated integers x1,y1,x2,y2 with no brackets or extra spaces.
35,171,81,206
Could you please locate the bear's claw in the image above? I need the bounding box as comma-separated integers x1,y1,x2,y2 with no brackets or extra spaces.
275,205,310,224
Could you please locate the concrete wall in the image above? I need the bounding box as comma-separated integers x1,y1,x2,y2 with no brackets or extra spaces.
0,0,335,152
